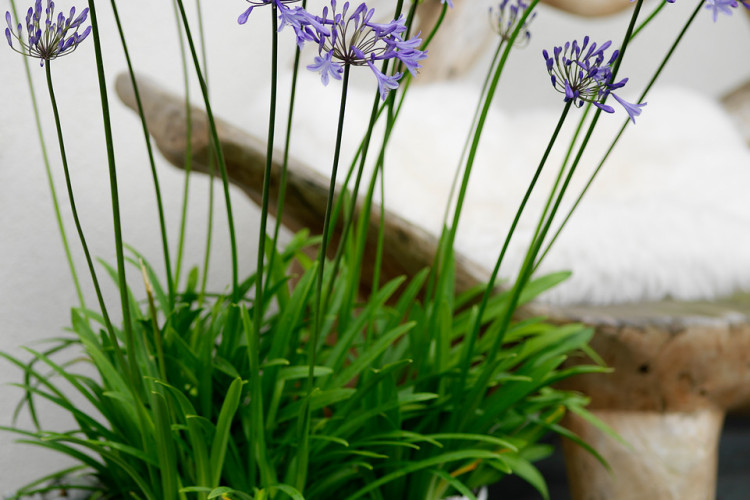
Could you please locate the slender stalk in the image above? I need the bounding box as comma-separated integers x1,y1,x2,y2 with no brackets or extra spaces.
445,0,538,249
451,101,573,431
531,102,594,245
83,7,157,489
265,0,307,299
460,0,646,432
316,64,353,373
9,0,85,310
425,0,539,304
44,63,118,354
195,0,215,304
537,0,703,267
85,0,137,386
172,0,194,290
175,0,240,301
111,0,175,307
297,63,351,492
441,39,505,229
321,0,407,317
141,260,166,381
321,70,388,321
632,0,669,39
254,5,279,341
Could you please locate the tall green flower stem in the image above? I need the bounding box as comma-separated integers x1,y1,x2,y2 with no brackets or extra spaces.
448,99,573,430
441,40,505,228
194,0,216,304
110,0,176,308
171,0,194,291
254,4,280,342
322,65,393,329
44,63,120,360
417,1,539,378
321,0,423,319
10,0,85,310
296,63,352,492
85,0,138,386
536,0,703,266
265,0,307,300
459,0,646,432
83,7,159,488
427,0,539,304
175,0,239,301
323,0,441,255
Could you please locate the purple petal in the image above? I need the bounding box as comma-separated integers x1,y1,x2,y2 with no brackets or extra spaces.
77,25,90,42
593,101,615,113
238,6,253,24
611,93,646,124
307,51,342,86
366,59,400,100
564,80,575,100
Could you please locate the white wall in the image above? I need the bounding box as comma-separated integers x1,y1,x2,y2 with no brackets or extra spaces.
0,0,748,492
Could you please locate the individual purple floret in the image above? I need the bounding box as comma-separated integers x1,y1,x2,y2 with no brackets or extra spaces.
238,0,297,23
300,1,428,100
238,0,309,38
489,0,535,46
441,0,454,8
543,37,645,123
5,0,90,66
308,50,343,86
704,0,749,21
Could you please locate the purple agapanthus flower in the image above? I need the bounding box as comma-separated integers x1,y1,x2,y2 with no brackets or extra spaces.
300,1,428,100
543,37,645,124
704,0,749,21
5,0,90,66
441,0,454,8
489,0,536,46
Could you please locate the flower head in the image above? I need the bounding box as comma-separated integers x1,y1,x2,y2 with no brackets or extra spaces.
543,37,645,123
703,0,749,21
5,0,90,66
489,0,535,46
301,1,427,100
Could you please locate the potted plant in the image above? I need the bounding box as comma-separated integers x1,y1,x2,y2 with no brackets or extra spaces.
3,0,745,498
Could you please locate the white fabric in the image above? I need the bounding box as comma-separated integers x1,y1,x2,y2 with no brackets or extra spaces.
253,78,750,305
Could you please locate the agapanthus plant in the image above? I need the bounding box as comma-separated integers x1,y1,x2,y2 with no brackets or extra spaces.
301,1,427,100
543,36,645,123
489,0,536,46
5,0,90,66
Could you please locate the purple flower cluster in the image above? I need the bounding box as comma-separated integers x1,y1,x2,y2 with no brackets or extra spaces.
301,1,427,100
489,0,535,46
5,0,90,66
704,0,750,21
237,0,427,100
543,37,645,123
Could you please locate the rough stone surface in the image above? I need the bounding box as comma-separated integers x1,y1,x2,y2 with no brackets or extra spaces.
563,409,723,500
